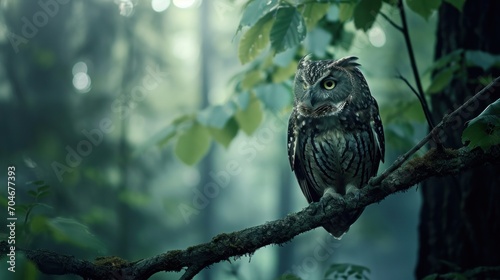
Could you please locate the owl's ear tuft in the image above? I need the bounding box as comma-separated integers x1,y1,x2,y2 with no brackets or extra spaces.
331,56,360,69
298,54,313,68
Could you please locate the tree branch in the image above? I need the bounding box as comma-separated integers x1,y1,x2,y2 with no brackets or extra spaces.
1,145,499,279
2,79,499,279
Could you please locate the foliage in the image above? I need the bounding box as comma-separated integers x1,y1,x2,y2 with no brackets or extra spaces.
277,273,302,280
462,99,500,150
0,181,50,243
145,0,496,165
324,263,371,280
422,272,466,280
277,263,371,280
0,179,104,254
424,49,500,95
0,180,104,252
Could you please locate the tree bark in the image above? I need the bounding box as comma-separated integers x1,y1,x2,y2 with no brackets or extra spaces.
416,1,500,278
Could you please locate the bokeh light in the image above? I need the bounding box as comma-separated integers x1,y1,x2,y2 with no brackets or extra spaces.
152,0,170,12
368,26,386,48
172,0,198,9
72,61,88,76
72,72,91,93
117,0,134,16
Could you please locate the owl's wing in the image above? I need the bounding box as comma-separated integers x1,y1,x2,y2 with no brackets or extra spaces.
287,110,321,203
287,110,298,171
370,99,385,163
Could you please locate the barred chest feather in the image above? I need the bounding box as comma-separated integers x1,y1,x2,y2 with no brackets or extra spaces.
292,113,378,198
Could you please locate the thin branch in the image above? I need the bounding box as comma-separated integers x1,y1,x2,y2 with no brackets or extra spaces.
397,0,438,132
180,264,205,280
397,74,420,101
379,12,403,31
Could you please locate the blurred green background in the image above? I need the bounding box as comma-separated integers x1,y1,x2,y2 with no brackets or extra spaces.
0,0,441,279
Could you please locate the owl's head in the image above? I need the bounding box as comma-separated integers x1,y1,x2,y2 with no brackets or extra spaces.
293,55,368,117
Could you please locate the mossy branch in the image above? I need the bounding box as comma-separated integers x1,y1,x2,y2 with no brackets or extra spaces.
1,80,499,280
1,145,498,279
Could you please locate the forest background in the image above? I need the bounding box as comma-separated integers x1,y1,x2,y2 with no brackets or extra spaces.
0,0,499,279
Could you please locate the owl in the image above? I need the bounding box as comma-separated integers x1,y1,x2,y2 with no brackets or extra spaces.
287,56,385,238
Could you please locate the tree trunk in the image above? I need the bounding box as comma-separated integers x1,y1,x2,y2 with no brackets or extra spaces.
416,1,500,278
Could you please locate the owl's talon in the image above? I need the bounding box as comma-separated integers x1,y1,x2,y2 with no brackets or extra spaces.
322,190,346,214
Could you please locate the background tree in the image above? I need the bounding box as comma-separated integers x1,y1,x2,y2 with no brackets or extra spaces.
418,0,500,277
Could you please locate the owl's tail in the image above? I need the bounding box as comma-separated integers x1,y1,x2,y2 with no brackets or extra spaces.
322,207,365,239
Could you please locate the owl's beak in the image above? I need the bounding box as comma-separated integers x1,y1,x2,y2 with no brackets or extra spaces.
304,89,328,109
309,93,324,108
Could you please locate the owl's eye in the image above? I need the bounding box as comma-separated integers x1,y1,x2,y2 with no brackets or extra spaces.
322,79,336,90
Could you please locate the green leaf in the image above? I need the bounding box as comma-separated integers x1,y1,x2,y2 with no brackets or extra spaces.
324,263,349,278
465,50,500,71
26,180,45,186
381,98,426,124
235,91,251,110
197,104,236,129
238,0,279,31
28,190,38,198
444,0,465,11
422,274,438,280
208,117,239,148
270,6,307,53
424,49,463,75
47,217,105,252
235,93,263,135
462,99,500,150
444,272,467,280
301,2,330,30
339,3,355,22
305,27,333,57
254,83,292,112
134,114,194,157
157,116,191,146
426,65,459,94
37,185,50,192
276,273,302,280
274,46,297,67
241,69,265,90
272,61,298,83
353,0,382,31
383,0,399,5
350,264,371,274
175,122,212,165
20,258,38,280
407,0,442,20
119,190,150,207
30,215,49,234
37,190,51,199
239,14,274,64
